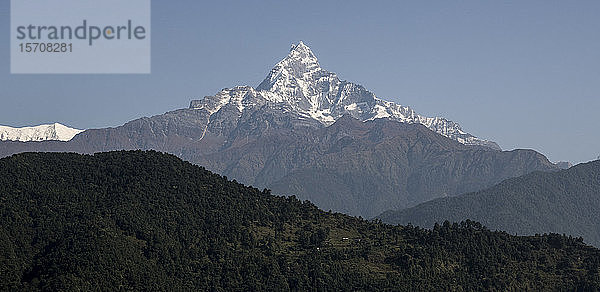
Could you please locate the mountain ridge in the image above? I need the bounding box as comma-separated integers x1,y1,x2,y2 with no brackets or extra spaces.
378,159,600,247
191,116,557,217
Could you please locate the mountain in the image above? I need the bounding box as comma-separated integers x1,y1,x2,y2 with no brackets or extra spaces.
378,160,600,247
192,115,557,218
0,123,83,142
191,41,501,150
0,42,558,217
1,151,599,290
0,115,557,218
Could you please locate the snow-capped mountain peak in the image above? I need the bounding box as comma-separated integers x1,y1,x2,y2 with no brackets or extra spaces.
257,41,337,113
264,41,321,80
192,42,501,150
288,41,320,68
0,123,84,142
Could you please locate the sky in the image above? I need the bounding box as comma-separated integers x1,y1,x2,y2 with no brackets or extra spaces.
0,0,599,163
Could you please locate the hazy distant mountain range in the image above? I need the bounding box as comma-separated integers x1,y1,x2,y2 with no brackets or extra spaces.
378,160,600,247
0,42,559,217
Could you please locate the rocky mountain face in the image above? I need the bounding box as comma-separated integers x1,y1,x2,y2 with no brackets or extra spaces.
192,116,556,218
0,42,558,217
377,160,600,247
0,123,83,142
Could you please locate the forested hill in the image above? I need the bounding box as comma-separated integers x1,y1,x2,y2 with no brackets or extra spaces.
1,151,599,290
378,160,600,247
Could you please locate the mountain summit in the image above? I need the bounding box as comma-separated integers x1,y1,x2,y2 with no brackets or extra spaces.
258,41,322,90
192,42,500,149
257,41,332,110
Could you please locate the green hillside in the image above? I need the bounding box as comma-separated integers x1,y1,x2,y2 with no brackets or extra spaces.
1,151,599,290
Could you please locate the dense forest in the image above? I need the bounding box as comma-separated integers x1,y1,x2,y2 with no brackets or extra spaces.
379,160,600,247
1,151,599,290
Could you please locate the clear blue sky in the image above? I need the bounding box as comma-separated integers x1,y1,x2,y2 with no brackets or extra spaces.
1,0,599,163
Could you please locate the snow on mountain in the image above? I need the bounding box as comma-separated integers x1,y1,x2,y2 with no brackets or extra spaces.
190,41,500,150
0,123,84,142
